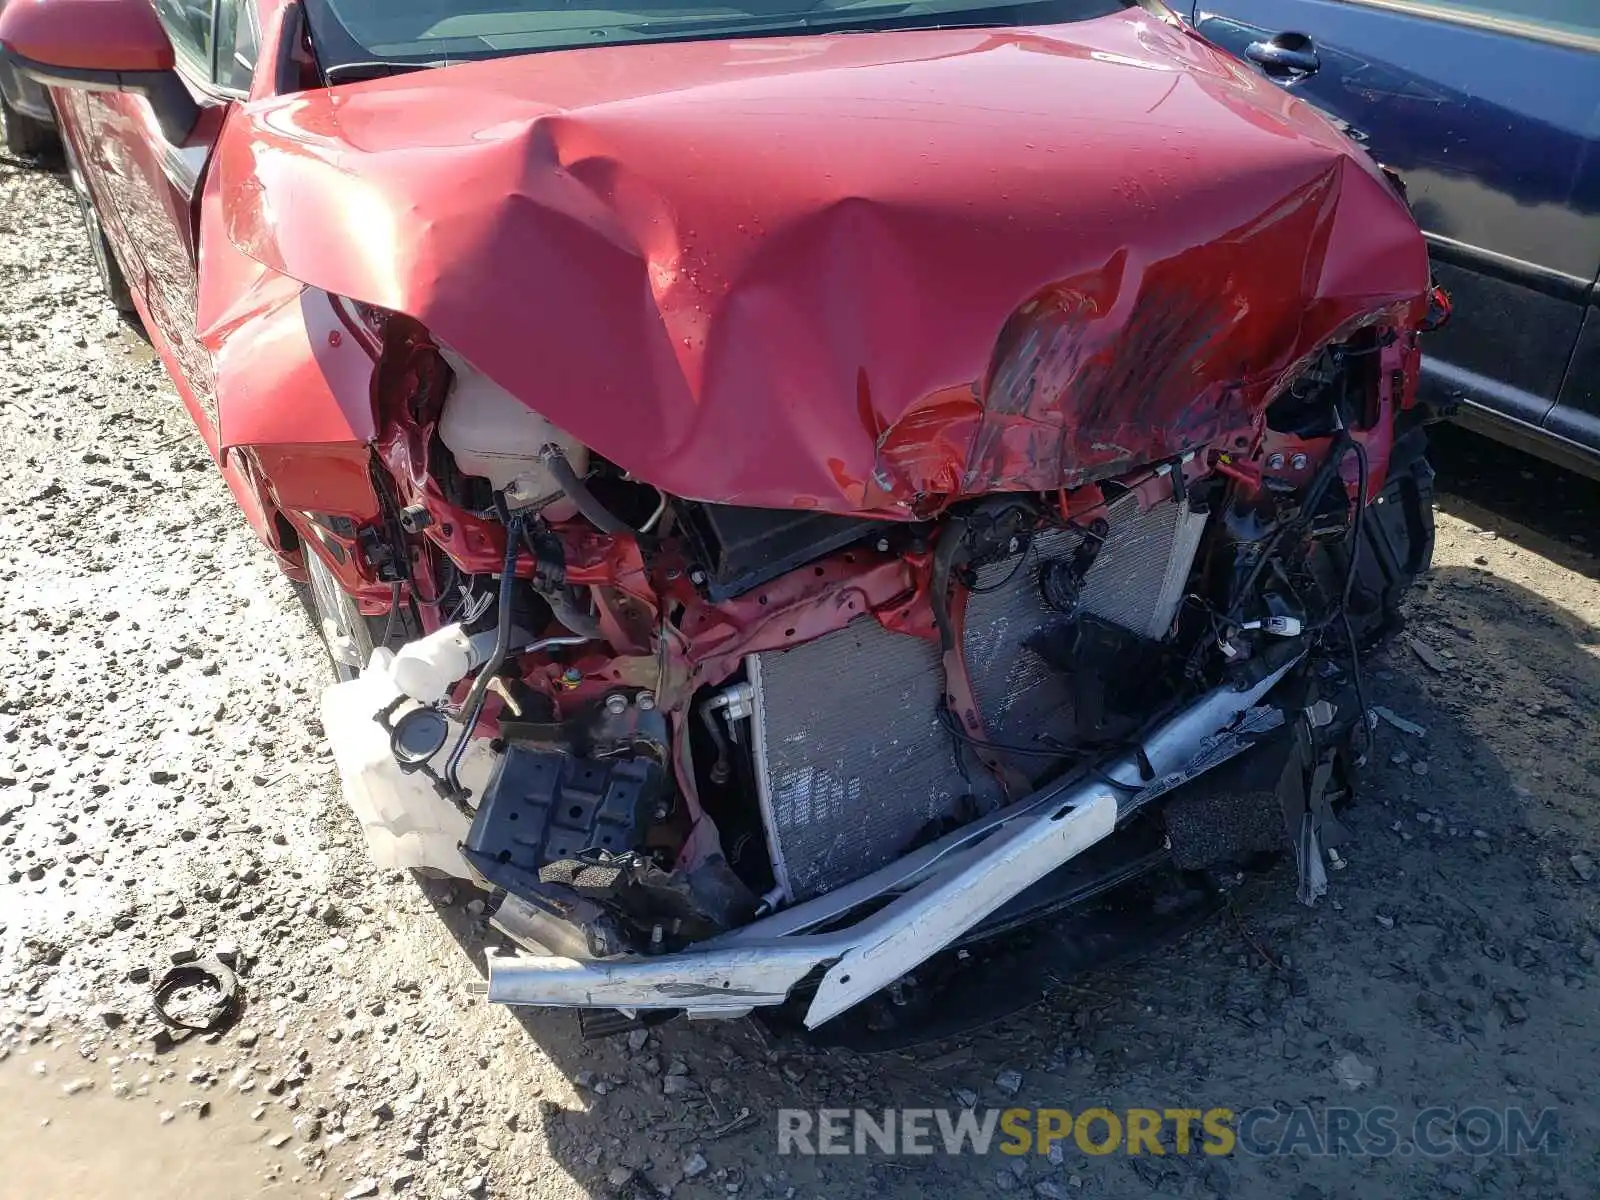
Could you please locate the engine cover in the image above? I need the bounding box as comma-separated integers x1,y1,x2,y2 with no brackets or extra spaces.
749,492,1208,901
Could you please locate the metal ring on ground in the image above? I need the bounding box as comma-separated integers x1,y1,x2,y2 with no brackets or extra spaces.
151,956,240,1033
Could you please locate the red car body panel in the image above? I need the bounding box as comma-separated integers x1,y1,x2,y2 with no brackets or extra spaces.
204,12,1428,516
0,0,173,73
2,0,1431,645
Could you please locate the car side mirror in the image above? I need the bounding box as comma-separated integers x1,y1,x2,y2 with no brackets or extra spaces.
0,0,198,143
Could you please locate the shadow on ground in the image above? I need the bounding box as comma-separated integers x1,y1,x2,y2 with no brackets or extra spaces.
1429,424,1599,582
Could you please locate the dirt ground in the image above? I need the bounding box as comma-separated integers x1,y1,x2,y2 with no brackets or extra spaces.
2,153,1598,1200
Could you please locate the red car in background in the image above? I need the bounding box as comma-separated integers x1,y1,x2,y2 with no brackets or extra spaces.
1,0,1440,1042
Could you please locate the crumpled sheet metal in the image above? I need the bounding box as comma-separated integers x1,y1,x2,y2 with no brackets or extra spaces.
211,12,1428,514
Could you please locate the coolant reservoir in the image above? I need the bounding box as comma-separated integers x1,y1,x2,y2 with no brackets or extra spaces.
437,347,587,513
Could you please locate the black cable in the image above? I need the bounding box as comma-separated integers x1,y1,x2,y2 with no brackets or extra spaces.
1295,435,1373,748
518,522,603,638
1223,521,1295,627
1339,439,1372,756
929,512,968,650
1092,768,1145,795
443,515,523,798
939,706,1142,789
1339,438,1369,612
1226,428,1360,631
967,536,1033,594
402,555,459,608
1299,435,1367,634
1041,510,1111,542
1224,438,1350,626
935,702,1084,761
378,581,402,649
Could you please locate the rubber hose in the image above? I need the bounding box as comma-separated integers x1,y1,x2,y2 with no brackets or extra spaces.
547,587,603,640
930,513,970,651
540,445,633,535
444,516,522,797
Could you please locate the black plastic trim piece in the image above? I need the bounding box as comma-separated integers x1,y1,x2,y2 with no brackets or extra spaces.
1424,232,1593,306
10,56,197,143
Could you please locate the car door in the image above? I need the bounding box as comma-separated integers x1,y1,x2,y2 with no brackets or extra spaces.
1187,1,1600,454
1549,160,1600,458
78,0,258,454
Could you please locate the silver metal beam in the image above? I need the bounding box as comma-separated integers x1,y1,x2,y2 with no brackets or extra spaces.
484,657,1301,1025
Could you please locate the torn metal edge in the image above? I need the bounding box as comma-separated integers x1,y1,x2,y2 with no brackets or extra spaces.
484,657,1300,1025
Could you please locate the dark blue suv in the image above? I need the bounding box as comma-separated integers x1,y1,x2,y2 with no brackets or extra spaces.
1184,0,1600,478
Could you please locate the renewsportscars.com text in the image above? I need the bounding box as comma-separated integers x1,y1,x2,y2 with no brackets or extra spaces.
777,1106,1559,1158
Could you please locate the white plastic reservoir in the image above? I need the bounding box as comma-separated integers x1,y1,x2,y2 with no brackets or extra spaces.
320,648,499,879
437,347,587,514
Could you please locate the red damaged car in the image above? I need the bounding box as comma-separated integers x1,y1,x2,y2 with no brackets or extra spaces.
2,0,1440,1041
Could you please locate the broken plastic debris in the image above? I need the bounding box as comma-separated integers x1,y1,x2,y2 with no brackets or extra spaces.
1294,814,1328,908
1372,706,1427,738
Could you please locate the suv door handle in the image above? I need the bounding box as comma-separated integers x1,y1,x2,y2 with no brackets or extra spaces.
1245,33,1320,80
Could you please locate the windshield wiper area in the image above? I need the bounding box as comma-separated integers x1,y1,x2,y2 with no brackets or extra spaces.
608,3,1009,38
320,1,1026,76
325,60,444,85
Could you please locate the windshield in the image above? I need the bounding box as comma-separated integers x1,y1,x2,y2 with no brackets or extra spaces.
304,0,1140,73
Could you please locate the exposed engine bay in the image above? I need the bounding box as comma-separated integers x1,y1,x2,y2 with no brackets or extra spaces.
321,316,1437,1035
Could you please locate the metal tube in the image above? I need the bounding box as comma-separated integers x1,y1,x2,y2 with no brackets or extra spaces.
519,634,593,656
698,702,733,785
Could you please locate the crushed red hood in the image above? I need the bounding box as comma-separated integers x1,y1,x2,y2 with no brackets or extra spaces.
213,10,1429,513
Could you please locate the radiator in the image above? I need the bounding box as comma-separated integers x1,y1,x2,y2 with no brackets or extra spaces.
749,493,1208,901
965,491,1209,748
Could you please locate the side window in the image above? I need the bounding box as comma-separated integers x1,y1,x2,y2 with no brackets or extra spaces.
1413,1,1599,38
214,0,259,93
151,0,214,74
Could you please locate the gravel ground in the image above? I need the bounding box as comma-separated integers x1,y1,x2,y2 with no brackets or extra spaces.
3,154,1599,1200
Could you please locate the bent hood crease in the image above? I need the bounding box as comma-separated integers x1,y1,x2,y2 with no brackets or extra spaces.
209,13,1429,513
